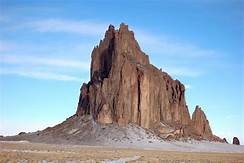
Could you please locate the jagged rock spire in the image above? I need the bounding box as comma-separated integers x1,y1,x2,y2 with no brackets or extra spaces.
191,105,212,138
77,23,190,127
76,23,220,141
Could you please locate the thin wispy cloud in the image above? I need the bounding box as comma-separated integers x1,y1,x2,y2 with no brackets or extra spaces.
0,67,81,82
0,15,9,23
162,66,202,77
136,30,218,59
184,84,191,89
0,54,90,70
0,41,15,52
0,54,89,82
1,19,219,79
225,114,240,120
134,29,219,78
26,19,108,36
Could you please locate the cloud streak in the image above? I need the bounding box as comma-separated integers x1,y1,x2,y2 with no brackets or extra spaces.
136,30,218,59
162,66,203,77
134,29,219,78
0,54,90,70
0,41,15,52
1,19,219,79
26,19,108,36
0,67,81,82
0,54,89,82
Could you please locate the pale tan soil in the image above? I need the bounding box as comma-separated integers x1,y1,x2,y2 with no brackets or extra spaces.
0,141,244,163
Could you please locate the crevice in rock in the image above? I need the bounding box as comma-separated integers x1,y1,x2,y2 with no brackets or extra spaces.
100,32,115,80
112,97,116,121
115,58,126,121
137,68,141,125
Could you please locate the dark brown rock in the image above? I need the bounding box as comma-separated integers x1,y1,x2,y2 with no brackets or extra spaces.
76,83,89,116
18,132,26,135
223,138,228,143
233,137,240,145
76,23,217,141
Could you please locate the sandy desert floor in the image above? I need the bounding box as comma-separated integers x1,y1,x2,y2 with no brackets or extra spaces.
1,141,244,163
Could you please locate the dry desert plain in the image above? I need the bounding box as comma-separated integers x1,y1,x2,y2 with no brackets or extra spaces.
0,141,244,163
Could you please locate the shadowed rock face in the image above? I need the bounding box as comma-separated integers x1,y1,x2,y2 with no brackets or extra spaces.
76,23,220,140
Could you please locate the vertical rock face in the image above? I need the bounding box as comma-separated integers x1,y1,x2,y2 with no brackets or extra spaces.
76,83,89,116
191,106,212,138
233,137,240,145
76,23,217,140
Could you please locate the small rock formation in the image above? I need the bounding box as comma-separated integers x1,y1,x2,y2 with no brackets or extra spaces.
18,132,26,135
233,137,240,145
191,105,212,139
76,23,221,141
223,138,228,143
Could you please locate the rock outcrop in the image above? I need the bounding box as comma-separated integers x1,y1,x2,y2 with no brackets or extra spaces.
223,138,228,143
76,23,219,140
191,106,212,139
233,137,240,145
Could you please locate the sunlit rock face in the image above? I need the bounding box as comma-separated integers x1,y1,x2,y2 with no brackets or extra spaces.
191,105,212,138
76,23,221,141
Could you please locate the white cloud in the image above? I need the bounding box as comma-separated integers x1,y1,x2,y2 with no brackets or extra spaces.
1,21,218,79
136,30,218,59
162,66,202,77
0,54,89,82
225,114,240,120
133,29,219,78
0,67,81,82
0,15,9,23
26,19,108,36
185,84,191,89
0,41,15,52
0,54,90,70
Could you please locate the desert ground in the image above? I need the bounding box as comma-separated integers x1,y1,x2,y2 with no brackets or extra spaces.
1,141,244,163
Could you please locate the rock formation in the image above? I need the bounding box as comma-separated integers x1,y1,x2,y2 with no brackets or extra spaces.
223,138,228,143
233,137,240,145
1,23,227,145
191,105,212,139
76,23,220,141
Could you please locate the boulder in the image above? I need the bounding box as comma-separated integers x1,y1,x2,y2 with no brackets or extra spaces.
233,137,240,145
223,138,228,143
18,132,26,135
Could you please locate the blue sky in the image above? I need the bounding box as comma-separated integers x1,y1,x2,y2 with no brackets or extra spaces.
0,0,243,144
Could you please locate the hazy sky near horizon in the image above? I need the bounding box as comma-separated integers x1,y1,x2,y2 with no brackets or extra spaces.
0,0,243,143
